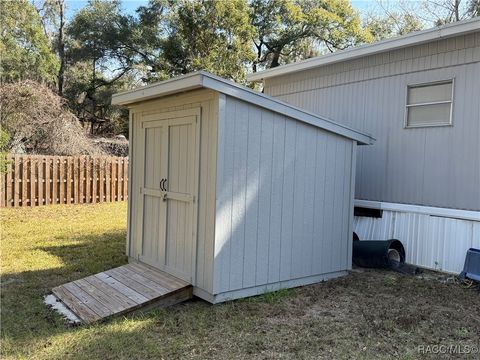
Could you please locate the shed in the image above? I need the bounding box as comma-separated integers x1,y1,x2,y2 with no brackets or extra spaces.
112,71,374,303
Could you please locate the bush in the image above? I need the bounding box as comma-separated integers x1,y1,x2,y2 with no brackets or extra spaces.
0,81,103,155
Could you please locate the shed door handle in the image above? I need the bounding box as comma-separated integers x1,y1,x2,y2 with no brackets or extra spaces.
159,178,168,191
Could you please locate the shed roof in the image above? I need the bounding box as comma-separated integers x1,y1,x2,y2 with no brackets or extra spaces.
112,71,374,145
247,17,480,82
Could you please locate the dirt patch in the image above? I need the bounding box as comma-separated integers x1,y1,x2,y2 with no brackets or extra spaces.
252,268,480,359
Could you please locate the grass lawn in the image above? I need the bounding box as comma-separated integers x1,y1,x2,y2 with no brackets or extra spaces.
1,202,479,359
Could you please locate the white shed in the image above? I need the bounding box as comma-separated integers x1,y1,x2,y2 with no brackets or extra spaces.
112,72,374,303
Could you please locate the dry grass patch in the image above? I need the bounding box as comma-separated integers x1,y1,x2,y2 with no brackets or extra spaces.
1,202,479,359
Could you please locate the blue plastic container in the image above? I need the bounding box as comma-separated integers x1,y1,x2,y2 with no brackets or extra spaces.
459,248,480,282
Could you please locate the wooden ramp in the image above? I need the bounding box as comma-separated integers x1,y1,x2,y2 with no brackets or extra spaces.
52,263,192,323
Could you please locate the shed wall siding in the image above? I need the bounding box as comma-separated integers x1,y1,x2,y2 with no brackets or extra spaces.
214,95,354,295
264,32,480,211
129,90,218,293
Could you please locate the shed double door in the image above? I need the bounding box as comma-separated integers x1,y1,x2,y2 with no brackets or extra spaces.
139,109,200,283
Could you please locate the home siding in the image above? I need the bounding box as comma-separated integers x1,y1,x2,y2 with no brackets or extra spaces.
213,94,355,295
263,32,480,211
128,90,218,294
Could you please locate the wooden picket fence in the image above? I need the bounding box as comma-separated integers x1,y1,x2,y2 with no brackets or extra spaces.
0,155,128,207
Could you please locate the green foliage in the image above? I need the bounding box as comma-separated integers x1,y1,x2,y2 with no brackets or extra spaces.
63,61,130,137
67,0,137,75
0,129,10,174
366,13,424,41
0,0,59,83
66,0,143,136
250,0,373,71
153,0,256,82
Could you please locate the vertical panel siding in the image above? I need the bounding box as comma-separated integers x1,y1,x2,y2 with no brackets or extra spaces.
267,114,286,284
279,120,297,281
217,93,235,292
311,132,328,274
265,33,480,95
256,110,274,285
129,90,217,293
243,102,262,288
264,33,480,211
214,96,354,294
290,122,308,279
229,100,249,290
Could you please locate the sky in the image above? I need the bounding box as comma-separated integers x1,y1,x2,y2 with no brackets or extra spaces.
65,0,148,18
64,0,383,20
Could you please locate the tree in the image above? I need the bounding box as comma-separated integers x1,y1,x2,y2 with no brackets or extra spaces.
250,0,373,71
135,0,170,80
37,0,67,95
395,0,480,26
67,0,140,134
365,12,424,41
467,0,480,17
67,0,137,86
158,0,256,82
0,0,59,83
423,0,479,24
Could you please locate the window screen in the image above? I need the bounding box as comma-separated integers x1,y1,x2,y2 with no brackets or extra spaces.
406,80,453,128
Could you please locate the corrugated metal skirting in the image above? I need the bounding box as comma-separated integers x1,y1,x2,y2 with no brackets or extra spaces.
354,211,480,274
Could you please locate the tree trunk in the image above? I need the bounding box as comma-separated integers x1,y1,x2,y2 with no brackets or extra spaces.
270,49,281,68
91,50,96,135
454,0,460,21
253,42,263,73
57,0,66,97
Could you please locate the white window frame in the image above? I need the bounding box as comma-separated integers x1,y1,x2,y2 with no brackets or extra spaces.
404,78,455,129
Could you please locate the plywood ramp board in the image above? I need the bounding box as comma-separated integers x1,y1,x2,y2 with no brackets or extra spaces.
52,263,192,323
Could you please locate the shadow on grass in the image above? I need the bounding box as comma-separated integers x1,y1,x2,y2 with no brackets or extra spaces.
0,222,298,359
1,230,128,344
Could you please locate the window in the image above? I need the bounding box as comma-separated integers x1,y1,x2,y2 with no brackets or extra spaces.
405,80,454,128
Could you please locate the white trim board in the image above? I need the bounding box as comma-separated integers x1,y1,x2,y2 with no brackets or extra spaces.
112,72,374,145
247,17,480,82
354,200,480,222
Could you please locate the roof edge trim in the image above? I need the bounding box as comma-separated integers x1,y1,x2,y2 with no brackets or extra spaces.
112,71,375,145
247,17,480,82
111,73,203,106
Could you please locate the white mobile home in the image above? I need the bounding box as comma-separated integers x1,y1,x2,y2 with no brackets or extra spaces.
112,72,373,303
248,18,480,274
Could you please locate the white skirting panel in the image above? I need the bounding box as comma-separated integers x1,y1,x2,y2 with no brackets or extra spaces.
354,203,480,274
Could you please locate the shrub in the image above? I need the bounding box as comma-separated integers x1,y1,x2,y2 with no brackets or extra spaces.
0,81,103,155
